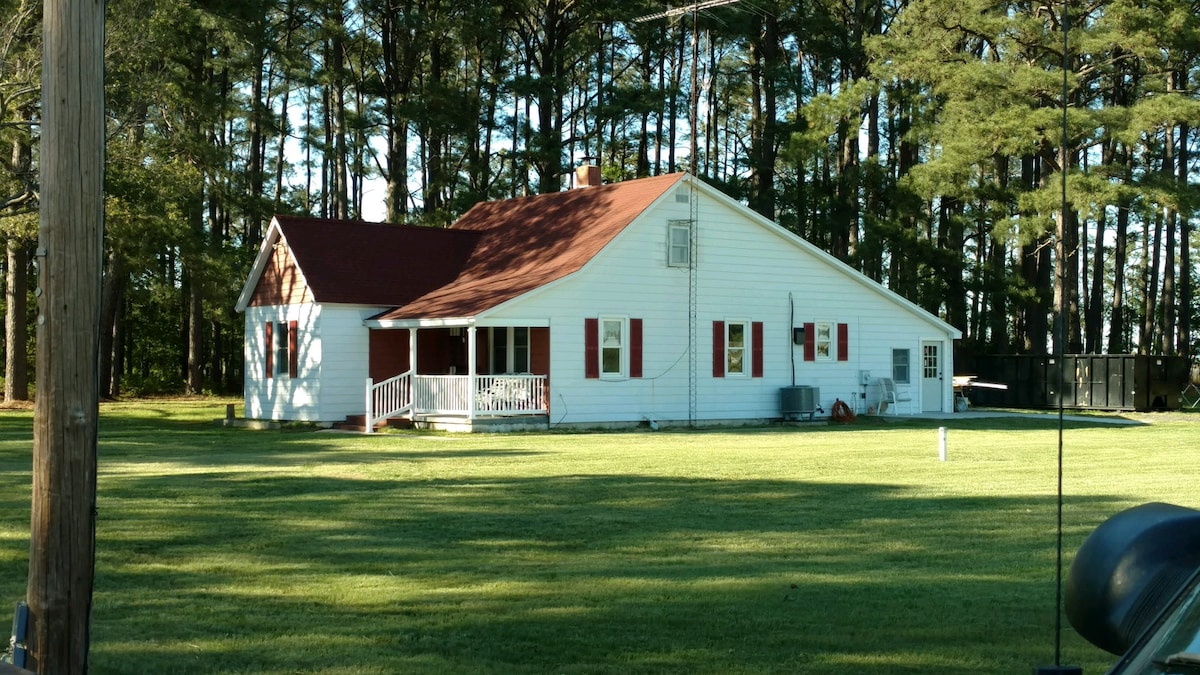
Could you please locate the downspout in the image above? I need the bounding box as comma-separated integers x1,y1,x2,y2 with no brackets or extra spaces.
789,292,795,386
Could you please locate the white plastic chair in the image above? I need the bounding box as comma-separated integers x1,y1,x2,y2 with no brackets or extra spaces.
878,377,914,415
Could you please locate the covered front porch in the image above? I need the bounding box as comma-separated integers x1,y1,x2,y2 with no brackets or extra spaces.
363,320,550,432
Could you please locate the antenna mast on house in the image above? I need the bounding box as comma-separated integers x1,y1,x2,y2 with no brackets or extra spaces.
633,0,740,172
635,0,739,427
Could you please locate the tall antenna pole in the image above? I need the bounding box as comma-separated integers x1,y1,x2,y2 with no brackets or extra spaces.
1036,2,1081,673
690,9,700,171
635,1,739,426
634,0,741,172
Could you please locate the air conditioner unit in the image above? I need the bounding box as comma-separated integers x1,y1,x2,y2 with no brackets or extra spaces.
780,385,819,421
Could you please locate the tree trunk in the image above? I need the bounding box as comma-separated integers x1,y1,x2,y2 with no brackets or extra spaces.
331,21,349,220
1107,146,1131,354
28,0,104,670
941,197,967,331
748,13,778,219
1019,155,1049,353
98,251,127,399
1140,211,1162,354
1160,125,1177,355
186,195,205,393
4,239,29,401
246,31,266,246
1177,116,1191,358
1086,141,1110,354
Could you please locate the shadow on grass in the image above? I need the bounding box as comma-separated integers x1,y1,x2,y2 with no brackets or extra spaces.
81,469,1126,674
0,408,1145,674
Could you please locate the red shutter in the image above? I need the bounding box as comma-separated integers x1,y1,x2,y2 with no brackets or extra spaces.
264,322,273,378
288,320,300,377
803,322,815,362
837,323,849,362
712,321,725,377
584,318,599,379
752,321,764,378
630,318,643,378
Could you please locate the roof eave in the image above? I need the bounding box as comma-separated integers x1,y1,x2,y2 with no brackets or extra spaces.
687,176,962,339
234,217,284,313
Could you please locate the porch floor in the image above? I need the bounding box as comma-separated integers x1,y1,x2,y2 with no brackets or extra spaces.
411,414,550,433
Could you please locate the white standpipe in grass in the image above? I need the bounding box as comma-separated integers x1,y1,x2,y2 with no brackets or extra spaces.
938,427,947,461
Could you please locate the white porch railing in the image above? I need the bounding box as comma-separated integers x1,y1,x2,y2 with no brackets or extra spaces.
366,370,413,431
471,374,548,416
413,374,472,415
365,373,548,431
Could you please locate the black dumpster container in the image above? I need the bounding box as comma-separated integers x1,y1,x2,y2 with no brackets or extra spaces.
968,354,1191,412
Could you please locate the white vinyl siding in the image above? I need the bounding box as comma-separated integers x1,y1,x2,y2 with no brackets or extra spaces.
244,303,375,422
483,178,956,424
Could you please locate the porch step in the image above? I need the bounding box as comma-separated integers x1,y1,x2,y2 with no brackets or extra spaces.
333,415,412,433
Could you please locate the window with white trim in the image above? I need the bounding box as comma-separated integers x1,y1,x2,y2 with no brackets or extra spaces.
667,220,692,267
600,317,625,377
726,321,748,375
892,348,911,384
814,322,833,361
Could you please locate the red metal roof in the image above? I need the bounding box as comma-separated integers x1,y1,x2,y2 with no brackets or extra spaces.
271,216,481,307
260,173,685,319
374,173,686,320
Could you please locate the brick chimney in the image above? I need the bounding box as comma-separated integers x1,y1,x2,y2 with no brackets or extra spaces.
575,164,601,188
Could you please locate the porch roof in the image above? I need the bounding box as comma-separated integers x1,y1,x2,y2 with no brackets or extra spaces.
371,172,686,321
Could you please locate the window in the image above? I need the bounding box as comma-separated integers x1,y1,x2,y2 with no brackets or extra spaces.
491,328,508,374
667,220,692,267
713,320,763,378
275,322,290,374
489,327,530,374
266,320,298,379
802,321,849,362
815,322,832,360
923,344,939,379
514,328,530,373
727,321,747,375
585,317,642,379
601,318,624,376
892,348,911,384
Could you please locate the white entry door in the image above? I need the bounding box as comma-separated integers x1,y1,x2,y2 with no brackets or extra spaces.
921,342,943,412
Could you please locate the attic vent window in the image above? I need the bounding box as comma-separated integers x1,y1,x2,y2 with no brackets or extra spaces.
675,190,690,203
667,220,693,268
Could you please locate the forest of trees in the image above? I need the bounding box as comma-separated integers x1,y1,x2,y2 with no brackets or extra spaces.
1,0,1197,397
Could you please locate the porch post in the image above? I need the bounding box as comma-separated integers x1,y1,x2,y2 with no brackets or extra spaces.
467,325,477,420
364,378,373,434
408,328,418,418
408,328,417,375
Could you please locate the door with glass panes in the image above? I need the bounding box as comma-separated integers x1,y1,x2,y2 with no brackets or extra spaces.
920,342,943,412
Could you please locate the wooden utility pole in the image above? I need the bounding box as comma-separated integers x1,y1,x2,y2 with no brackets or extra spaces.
27,0,106,672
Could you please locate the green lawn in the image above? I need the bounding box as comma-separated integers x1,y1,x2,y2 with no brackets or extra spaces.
0,400,1196,674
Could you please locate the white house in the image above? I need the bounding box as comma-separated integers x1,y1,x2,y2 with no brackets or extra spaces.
235,169,962,431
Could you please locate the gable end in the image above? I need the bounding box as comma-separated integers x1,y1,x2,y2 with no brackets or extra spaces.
249,242,314,307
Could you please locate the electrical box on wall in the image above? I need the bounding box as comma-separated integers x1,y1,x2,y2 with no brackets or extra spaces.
793,327,805,345
859,370,871,385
